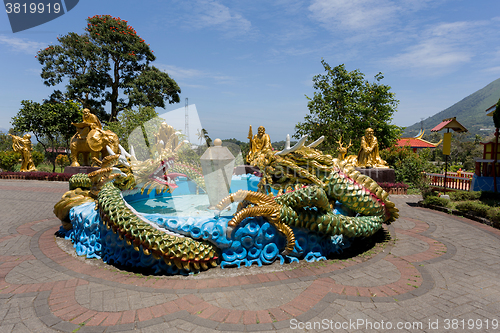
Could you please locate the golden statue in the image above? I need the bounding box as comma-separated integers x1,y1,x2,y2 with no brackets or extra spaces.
357,128,388,168
69,108,119,167
73,108,102,140
247,125,273,164
335,136,358,166
9,133,37,172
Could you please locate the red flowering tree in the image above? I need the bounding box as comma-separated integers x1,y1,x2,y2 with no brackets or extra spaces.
37,15,180,122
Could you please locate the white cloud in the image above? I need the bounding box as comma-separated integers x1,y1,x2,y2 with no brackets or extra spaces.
0,35,46,54
184,0,252,36
385,20,490,75
308,0,399,32
482,66,500,74
156,64,237,85
157,64,207,80
388,40,471,71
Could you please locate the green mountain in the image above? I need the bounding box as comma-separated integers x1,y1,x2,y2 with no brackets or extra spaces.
402,78,500,139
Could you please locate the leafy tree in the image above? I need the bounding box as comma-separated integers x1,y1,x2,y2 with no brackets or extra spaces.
0,131,14,152
104,106,160,152
11,100,82,172
37,15,181,122
426,133,483,172
202,129,213,147
380,146,431,187
494,97,500,129
295,61,403,154
55,154,70,172
32,151,45,167
448,133,483,171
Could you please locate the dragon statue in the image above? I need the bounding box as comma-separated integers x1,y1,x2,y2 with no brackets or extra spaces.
216,133,398,256
54,123,398,274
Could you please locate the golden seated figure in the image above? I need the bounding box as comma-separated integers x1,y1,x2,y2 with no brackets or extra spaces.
357,128,388,168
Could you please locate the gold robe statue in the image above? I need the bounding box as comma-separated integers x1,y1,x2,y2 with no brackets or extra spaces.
73,108,102,140
10,134,36,172
247,126,273,164
357,128,388,168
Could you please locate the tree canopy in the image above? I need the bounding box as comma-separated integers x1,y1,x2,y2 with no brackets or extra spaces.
494,97,500,129
37,15,181,122
104,106,160,152
295,60,403,154
11,100,82,171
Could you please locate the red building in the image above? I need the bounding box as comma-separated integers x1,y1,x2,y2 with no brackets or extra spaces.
396,129,442,153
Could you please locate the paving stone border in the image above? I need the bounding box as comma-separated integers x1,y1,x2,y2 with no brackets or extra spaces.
2,183,499,332
1,215,449,331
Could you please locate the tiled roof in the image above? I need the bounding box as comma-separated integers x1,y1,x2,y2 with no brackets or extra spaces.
431,117,467,132
396,138,439,148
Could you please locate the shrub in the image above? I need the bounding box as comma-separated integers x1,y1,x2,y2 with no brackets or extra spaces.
449,191,481,201
380,146,432,187
479,191,500,202
58,173,73,181
32,151,45,166
378,182,409,189
0,171,73,181
55,154,70,171
423,196,449,207
488,210,500,227
0,151,21,171
23,171,51,180
455,201,491,218
421,187,439,199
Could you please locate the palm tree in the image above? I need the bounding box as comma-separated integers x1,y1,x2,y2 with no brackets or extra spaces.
196,128,204,145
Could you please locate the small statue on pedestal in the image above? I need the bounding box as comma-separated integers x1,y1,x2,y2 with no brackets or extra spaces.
357,128,388,168
246,125,273,165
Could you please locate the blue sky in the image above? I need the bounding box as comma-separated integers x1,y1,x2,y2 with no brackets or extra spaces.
1,0,500,142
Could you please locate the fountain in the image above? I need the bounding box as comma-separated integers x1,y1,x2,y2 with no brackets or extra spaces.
54,117,398,275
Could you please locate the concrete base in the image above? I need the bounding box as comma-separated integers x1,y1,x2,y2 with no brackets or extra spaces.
64,166,99,175
355,167,395,184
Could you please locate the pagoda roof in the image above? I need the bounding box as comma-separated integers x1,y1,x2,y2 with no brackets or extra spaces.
431,117,467,132
396,137,441,148
486,104,496,116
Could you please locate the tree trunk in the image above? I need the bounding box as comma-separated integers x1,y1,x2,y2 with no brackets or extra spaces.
109,59,120,122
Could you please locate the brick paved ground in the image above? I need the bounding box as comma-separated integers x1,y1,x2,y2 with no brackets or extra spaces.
1,179,499,332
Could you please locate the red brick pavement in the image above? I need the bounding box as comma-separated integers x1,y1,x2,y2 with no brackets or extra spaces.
0,198,476,330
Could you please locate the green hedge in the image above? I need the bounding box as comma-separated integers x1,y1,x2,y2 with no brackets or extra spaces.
423,196,450,207
449,191,481,201
455,201,490,217
455,201,500,225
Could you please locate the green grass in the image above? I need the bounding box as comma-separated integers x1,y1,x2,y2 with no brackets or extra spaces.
407,188,421,195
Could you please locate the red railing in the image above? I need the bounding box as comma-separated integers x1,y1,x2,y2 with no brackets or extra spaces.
425,173,471,191
446,171,474,179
